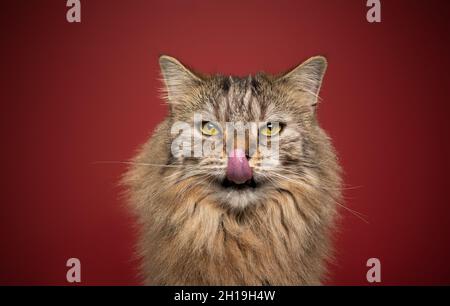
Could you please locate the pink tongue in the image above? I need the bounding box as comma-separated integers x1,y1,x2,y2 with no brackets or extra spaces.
226,149,253,184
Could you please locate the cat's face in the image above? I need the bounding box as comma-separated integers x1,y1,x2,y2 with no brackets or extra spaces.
160,56,327,209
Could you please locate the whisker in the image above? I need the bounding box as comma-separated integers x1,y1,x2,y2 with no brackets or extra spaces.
333,200,369,224
93,160,225,171
260,170,369,224
92,161,186,168
265,166,362,190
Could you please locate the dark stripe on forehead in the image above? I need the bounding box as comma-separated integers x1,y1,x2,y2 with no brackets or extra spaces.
236,78,249,118
221,76,231,92
252,74,269,120
251,77,261,94
217,76,262,122
245,76,254,119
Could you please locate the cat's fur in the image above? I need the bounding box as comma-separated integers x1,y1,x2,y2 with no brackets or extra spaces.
123,55,342,285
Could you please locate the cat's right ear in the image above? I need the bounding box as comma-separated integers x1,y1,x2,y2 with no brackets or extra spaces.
159,55,202,111
278,56,328,108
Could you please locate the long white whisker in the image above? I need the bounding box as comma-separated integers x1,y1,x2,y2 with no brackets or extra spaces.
260,170,368,224
93,161,185,168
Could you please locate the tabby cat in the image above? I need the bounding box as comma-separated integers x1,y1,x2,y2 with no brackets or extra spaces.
123,55,342,285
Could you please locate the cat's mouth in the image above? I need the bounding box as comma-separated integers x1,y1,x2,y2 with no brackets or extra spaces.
220,177,258,190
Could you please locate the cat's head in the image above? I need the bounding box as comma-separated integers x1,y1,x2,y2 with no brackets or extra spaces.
159,55,330,209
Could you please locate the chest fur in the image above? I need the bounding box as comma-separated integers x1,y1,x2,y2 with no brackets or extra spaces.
140,186,333,285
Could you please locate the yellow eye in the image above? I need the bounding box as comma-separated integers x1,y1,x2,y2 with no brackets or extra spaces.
201,121,219,136
260,122,282,137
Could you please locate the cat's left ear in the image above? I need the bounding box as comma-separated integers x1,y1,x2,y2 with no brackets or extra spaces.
159,55,202,110
278,56,327,107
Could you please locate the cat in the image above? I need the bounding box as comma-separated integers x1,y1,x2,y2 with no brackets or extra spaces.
123,55,342,285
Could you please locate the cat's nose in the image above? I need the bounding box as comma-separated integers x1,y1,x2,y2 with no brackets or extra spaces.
226,148,253,184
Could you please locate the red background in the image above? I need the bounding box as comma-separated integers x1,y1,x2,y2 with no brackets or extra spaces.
1,0,449,285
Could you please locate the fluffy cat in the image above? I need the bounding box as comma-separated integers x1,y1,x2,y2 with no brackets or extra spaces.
123,55,342,285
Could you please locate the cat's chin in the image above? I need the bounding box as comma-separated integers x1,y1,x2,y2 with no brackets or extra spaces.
220,177,259,189
214,178,266,209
